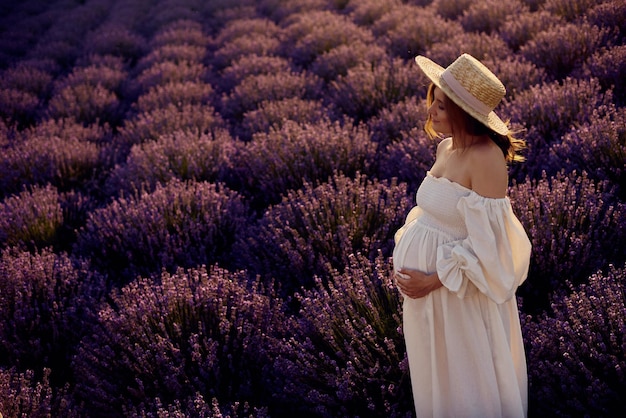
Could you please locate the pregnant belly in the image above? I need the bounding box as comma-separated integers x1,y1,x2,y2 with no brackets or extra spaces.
392,220,454,274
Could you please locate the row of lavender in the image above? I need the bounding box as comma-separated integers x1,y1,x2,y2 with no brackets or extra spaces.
1,0,625,416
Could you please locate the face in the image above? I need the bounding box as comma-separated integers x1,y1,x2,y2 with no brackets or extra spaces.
427,86,452,135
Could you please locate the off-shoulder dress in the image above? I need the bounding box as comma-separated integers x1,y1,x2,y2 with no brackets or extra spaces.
393,171,532,418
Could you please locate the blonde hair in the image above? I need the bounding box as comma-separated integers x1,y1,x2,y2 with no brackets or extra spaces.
424,83,526,163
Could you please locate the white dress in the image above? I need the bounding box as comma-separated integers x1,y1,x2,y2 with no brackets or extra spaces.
393,172,531,418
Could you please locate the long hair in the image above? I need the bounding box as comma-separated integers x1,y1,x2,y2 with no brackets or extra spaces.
424,83,526,163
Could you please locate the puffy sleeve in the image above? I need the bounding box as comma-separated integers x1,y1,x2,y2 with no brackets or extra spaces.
436,193,531,304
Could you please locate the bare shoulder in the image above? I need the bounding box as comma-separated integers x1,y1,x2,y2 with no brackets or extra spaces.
436,137,452,155
468,140,508,198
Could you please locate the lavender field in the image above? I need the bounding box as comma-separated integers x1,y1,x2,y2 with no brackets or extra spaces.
0,0,625,416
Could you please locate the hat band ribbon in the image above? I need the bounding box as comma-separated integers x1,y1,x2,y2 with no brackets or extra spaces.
441,70,492,116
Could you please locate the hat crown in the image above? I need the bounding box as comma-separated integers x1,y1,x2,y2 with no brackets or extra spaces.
443,54,505,115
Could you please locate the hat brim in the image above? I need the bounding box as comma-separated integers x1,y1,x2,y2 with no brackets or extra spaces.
415,56,509,136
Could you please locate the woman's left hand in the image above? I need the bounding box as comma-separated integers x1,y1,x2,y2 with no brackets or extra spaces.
395,268,443,299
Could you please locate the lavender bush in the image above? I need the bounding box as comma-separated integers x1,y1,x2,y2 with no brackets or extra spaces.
216,55,292,94
459,0,526,34
434,0,474,20
134,44,207,74
520,21,611,80
504,77,614,179
0,248,105,386
73,179,248,284
116,103,225,156
279,10,375,67
498,10,565,51
481,56,546,98
579,45,626,106
210,32,281,71
220,70,322,122
132,60,206,93
377,130,438,194
274,252,413,417
53,57,127,95
133,81,214,114
0,185,63,251
345,0,401,26
543,0,605,21
424,31,511,68
309,41,388,82
82,24,146,64
368,96,427,147
233,173,412,295
226,119,376,209
523,264,626,416
509,171,626,313
0,118,110,196
372,5,463,59
0,368,72,418
0,87,40,128
106,129,236,196
586,0,626,45
47,83,121,126
240,97,327,141
71,265,289,416
548,106,626,192
149,19,208,49
329,58,424,122
0,63,53,98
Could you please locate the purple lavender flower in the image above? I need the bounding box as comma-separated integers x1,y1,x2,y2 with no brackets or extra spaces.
150,19,208,49
424,31,512,68
520,21,611,80
371,5,463,59
82,24,146,63
460,0,527,34
0,368,60,417
220,70,322,122
0,119,108,195
71,265,290,416
239,97,327,140
273,252,413,417
309,41,387,82
0,185,63,250
132,60,206,93
135,44,207,73
117,103,225,154
503,77,613,179
345,0,401,26
233,172,412,295
523,264,626,416
498,10,565,51
47,83,121,126
106,129,236,196
133,81,214,114
280,10,375,66
548,106,626,190
0,248,105,387
217,55,292,94
73,179,248,284
329,58,424,122
434,0,475,20
226,119,377,209
509,171,626,313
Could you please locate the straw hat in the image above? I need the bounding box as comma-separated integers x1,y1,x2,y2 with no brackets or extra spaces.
415,53,509,135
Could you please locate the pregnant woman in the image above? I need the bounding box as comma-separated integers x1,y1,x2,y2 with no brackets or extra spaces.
393,54,532,418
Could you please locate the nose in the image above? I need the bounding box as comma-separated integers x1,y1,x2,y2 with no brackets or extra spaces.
427,102,436,117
